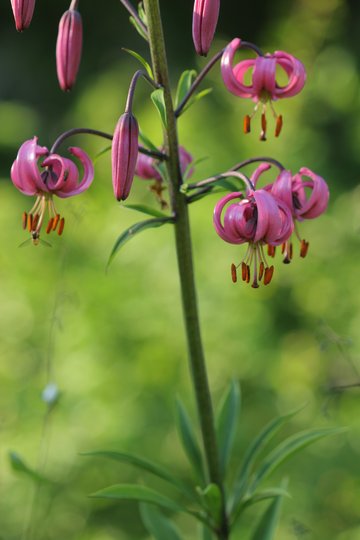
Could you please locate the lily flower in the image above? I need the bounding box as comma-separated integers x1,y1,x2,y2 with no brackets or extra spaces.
221,38,306,140
268,167,329,261
11,137,94,244
213,188,293,287
192,0,220,56
10,0,36,31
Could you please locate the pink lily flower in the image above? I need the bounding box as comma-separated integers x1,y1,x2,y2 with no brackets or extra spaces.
112,112,139,201
213,188,293,287
221,38,306,139
10,0,36,32
11,137,94,244
192,0,220,56
56,0,83,91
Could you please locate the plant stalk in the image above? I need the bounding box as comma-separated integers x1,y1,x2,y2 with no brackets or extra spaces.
143,1,229,538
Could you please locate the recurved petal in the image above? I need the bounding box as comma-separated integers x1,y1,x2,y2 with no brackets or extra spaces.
213,191,246,244
42,154,79,194
269,169,294,213
221,38,256,99
252,55,276,98
252,189,282,244
250,163,272,189
272,51,306,99
10,137,48,195
295,168,329,219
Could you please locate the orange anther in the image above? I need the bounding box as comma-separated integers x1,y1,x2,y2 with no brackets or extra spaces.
275,115,283,137
241,262,247,282
243,115,251,134
231,263,237,283
52,214,60,231
27,214,33,232
57,217,65,236
268,245,276,257
264,265,274,285
289,242,293,260
300,239,309,258
22,212,28,230
32,214,39,230
259,261,264,281
246,265,251,284
46,218,54,234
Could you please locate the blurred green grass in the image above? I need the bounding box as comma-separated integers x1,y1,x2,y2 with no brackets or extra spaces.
1,0,360,538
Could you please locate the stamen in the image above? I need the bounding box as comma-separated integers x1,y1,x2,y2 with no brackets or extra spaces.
260,113,267,141
259,261,264,281
46,218,54,234
289,242,293,260
264,265,274,285
275,115,283,137
27,214,33,232
281,243,286,254
246,265,250,283
32,214,40,230
231,263,237,283
22,212,28,230
241,262,247,282
300,239,309,258
58,217,65,236
52,214,60,231
243,115,251,134
268,245,276,257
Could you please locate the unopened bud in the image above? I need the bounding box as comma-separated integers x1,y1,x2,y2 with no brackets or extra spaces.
192,0,220,56
112,112,139,201
56,1,83,91
10,0,36,31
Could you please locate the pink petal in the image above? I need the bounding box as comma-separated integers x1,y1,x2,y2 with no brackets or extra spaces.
295,167,329,219
10,0,36,31
213,192,246,244
252,55,276,98
10,137,48,195
272,51,306,99
250,163,272,189
112,113,139,201
269,170,294,213
192,0,220,56
221,38,256,99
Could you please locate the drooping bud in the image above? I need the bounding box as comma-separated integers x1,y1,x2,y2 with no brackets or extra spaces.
56,0,83,91
10,0,36,31
192,0,220,56
112,112,139,201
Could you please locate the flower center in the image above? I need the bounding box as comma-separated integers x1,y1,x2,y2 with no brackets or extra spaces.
22,193,65,245
243,100,283,141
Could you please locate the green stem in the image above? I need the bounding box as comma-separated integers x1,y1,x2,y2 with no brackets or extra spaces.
143,1,229,538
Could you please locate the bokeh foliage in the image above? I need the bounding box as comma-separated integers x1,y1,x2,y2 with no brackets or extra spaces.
1,0,360,538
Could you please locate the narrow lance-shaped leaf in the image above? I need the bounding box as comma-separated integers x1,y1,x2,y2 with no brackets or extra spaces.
107,217,173,268
129,16,148,41
122,48,153,79
216,380,241,478
151,88,167,129
232,488,291,525
140,503,182,540
175,69,197,109
139,131,159,153
9,451,52,484
250,479,288,540
176,399,205,483
82,450,196,501
182,88,213,114
249,427,345,494
230,405,305,511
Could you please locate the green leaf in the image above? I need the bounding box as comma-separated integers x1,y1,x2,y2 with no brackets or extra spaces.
93,145,111,164
216,380,241,478
129,16,148,41
83,450,195,501
182,88,213,114
231,405,305,510
107,217,173,268
122,204,169,219
9,451,51,484
140,503,182,540
138,2,147,24
197,484,222,525
139,131,159,153
175,69,197,109
176,399,204,482
250,480,288,540
122,48,153,79
250,427,345,494
151,88,167,129
201,525,214,540
91,483,185,513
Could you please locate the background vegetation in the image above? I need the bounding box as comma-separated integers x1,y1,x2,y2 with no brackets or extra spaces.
1,0,360,538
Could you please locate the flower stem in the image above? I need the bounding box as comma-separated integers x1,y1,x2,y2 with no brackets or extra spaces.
143,0,229,538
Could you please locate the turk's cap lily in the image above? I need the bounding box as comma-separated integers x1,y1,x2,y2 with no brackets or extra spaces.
192,0,220,56
10,0,36,31
269,168,329,221
11,137,94,198
221,38,306,102
213,189,293,246
11,137,94,243
135,145,194,181
112,112,139,201
56,1,83,91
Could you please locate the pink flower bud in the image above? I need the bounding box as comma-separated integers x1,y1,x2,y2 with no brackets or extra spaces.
56,1,83,92
192,0,220,56
112,113,139,201
10,0,36,32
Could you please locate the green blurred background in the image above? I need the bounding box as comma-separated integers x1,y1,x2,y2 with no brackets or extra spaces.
1,0,360,538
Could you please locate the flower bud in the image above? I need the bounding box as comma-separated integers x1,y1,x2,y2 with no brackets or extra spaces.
192,0,220,56
112,113,139,201
10,0,36,31
56,1,83,91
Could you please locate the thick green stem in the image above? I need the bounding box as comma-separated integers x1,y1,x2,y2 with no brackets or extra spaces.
143,1,229,538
